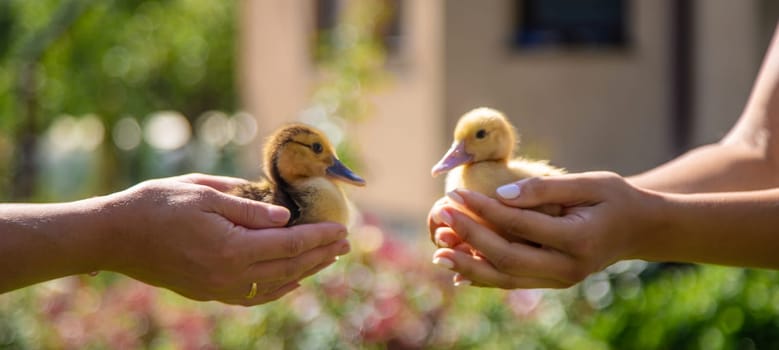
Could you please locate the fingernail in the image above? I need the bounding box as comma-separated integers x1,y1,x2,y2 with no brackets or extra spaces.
432,256,455,269
446,190,465,205
269,207,290,224
435,209,453,227
435,236,450,248
497,184,521,199
454,279,472,287
431,211,442,225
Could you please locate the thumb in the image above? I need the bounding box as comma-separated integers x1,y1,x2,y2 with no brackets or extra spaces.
495,175,601,208
208,191,290,228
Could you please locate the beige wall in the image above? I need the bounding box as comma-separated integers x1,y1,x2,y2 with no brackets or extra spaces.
351,1,445,224
238,0,312,177
442,0,772,176
444,0,674,175
692,0,762,147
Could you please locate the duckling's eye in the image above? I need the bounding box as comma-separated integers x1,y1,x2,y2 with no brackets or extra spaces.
311,142,323,154
475,129,487,139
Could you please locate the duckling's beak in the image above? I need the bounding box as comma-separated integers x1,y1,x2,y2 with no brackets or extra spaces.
327,157,366,186
431,141,472,177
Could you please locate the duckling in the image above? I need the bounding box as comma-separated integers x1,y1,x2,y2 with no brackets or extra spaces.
432,107,564,200
230,123,365,226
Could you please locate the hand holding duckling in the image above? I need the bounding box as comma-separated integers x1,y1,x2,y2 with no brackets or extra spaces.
0,173,351,305
230,123,366,227
429,107,564,248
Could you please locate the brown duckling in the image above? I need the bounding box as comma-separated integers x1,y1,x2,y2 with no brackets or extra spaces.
230,123,365,226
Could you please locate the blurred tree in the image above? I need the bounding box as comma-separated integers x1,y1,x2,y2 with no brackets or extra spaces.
0,0,238,199
12,1,91,200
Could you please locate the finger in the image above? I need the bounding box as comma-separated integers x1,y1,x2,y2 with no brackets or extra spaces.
434,226,463,248
207,190,291,228
444,208,579,282
494,174,604,208
445,191,573,250
235,222,348,262
178,173,250,192
434,249,570,289
427,197,450,242
298,258,337,280
246,238,350,282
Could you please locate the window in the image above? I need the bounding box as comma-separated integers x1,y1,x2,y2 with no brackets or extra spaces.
512,0,628,50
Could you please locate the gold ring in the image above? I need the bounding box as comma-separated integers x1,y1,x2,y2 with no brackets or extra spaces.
245,282,258,299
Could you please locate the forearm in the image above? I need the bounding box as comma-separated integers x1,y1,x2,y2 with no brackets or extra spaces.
628,142,779,193
0,197,111,292
635,189,779,269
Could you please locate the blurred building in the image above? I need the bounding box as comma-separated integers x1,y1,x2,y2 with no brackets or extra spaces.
239,0,779,226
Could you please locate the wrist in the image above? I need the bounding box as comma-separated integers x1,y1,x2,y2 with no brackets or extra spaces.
70,194,125,273
90,187,145,273
624,188,675,262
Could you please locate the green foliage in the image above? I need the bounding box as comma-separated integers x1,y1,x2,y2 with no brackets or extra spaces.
0,0,239,199
0,0,236,125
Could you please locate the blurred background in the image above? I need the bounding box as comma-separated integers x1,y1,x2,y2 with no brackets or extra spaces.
2,0,779,349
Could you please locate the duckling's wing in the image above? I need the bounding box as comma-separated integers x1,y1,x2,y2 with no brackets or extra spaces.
229,181,275,202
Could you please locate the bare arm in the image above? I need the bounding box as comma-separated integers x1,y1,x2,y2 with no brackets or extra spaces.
0,199,110,292
629,25,779,193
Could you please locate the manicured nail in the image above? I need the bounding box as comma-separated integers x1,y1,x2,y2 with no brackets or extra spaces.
454,279,472,287
446,190,465,205
269,207,291,224
435,209,453,226
432,257,455,270
497,183,521,199
435,236,450,248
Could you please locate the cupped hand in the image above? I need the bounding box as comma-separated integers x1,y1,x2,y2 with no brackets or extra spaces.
428,172,665,289
100,173,350,305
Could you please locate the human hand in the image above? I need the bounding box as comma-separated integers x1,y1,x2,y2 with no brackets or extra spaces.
99,173,350,305
428,172,664,289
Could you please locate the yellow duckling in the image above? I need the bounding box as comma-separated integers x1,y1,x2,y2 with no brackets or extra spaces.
432,107,564,197
230,123,366,226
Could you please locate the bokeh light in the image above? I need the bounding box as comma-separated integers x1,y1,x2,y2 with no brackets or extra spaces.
112,117,142,151
143,111,191,151
45,115,105,155
229,112,258,145
196,111,232,148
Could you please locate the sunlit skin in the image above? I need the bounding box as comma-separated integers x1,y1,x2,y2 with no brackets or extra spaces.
0,174,351,305
230,123,366,226
428,25,779,289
